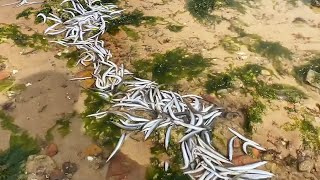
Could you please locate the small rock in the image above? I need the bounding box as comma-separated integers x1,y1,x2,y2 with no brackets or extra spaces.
298,158,315,172
311,0,320,7
0,71,10,80
232,155,258,166
306,69,320,89
26,155,57,178
261,70,271,76
82,144,103,158
62,162,78,175
49,169,68,180
217,89,229,95
12,69,18,74
46,143,58,157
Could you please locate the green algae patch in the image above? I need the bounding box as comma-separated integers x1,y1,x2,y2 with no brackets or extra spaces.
222,27,292,74
186,0,249,23
205,73,234,92
293,57,320,84
45,112,76,141
0,111,21,134
82,91,121,147
282,113,320,152
186,0,217,23
133,48,209,87
243,99,266,133
0,79,14,92
0,133,40,180
0,24,48,50
205,64,306,103
256,84,306,103
220,36,241,53
121,26,140,41
107,10,160,34
147,133,190,180
16,7,35,20
166,24,184,32
249,41,292,61
55,50,80,68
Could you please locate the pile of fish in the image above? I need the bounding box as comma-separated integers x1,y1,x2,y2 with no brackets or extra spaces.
1,0,43,7
34,0,274,179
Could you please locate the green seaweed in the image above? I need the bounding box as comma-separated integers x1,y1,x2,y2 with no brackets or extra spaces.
186,0,250,23
205,64,306,102
147,133,190,180
82,91,121,147
249,41,292,61
205,73,234,92
0,133,40,180
0,24,48,50
121,26,140,41
186,0,217,23
133,48,209,87
293,57,320,84
0,79,14,92
55,50,80,68
45,112,76,141
282,114,320,152
34,4,53,24
0,111,21,134
16,7,35,20
166,24,184,32
244,99,266,133
220,36,241,53
107,10,159,34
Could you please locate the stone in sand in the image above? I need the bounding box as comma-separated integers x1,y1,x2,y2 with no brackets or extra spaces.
306,69,320,89
46,143,59,157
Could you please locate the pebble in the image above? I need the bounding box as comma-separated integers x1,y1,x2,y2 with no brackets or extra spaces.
261,70,271,76
62,161,78,175
81,144,103,157
298,158,315,172
0,71,10,80
46,143,58,157
49,169,67,180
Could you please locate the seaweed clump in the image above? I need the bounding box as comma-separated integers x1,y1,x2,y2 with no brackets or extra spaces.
107,9,159,34
206,64,306,103
146,133,190,180
133,48,209,87
0,133,40,180
0,24,48,50
282,113,320,152
82,91,121,147
45,112,76,141
243,99,266,133
16,7,35,20
55,50,81,68
222,27,293,74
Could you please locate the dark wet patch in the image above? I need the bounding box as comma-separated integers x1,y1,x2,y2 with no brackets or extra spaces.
133,48,209,88
0,24,48,50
